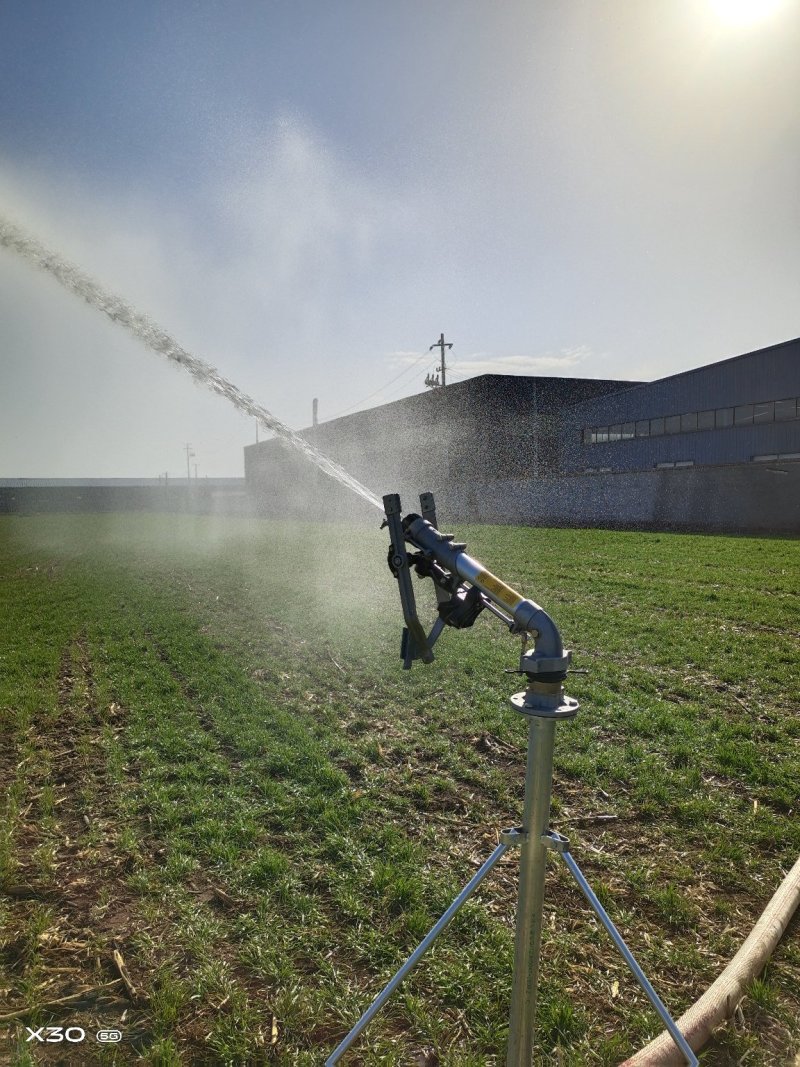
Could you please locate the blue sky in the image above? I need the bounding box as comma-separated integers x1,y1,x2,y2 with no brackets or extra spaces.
1,0,798,476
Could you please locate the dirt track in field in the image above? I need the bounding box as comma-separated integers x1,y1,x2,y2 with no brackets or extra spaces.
0,636,153,1061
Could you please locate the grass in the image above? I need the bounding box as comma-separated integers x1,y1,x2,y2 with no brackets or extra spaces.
0,512,798,1064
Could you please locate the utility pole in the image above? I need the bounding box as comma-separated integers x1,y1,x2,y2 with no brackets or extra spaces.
194,463,198,481
185,443,195,485
429,333,452,388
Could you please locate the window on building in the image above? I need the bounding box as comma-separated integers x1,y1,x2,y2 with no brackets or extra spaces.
716,408,734,428
583,395,795,449
681,412,698,432
675,460,694,468
753,454,779,462
775,398,797,421
655,462,674,469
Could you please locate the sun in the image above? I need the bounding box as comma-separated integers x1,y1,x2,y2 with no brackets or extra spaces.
708,0,786,25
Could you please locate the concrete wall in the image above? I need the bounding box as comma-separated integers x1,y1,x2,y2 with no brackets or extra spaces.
245,433,800,534
0,484,250,516
432,461,800,534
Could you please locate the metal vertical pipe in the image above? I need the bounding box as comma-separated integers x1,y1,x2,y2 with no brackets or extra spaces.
506,714,557,1067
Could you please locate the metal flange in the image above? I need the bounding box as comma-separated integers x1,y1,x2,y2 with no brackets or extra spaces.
509,690,580,718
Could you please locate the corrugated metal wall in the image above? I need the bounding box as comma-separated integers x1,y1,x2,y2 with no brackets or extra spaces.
562,338,800,471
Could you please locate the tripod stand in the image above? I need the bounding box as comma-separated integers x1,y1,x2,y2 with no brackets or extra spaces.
326,676,697,1066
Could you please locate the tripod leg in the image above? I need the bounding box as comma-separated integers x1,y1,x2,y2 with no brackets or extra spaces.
560,845,698,1067
326,841,509,1065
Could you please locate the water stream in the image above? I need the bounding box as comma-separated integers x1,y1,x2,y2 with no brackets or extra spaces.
0,214,383,511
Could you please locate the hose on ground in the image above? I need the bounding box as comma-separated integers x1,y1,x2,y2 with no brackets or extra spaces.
620,854,800,1066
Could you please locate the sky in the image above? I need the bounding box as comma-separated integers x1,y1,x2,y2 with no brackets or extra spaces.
0,0,798,478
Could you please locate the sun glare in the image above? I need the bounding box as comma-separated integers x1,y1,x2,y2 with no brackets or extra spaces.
709,0,785,25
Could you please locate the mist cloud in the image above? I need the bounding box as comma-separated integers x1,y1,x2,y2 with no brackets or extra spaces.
0,115,430,477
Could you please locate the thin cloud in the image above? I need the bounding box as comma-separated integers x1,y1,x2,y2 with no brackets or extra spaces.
450,345,593,377
386,350,427,366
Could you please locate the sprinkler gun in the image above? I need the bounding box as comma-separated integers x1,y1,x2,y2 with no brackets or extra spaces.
383,492,572,691
329,493,698,1065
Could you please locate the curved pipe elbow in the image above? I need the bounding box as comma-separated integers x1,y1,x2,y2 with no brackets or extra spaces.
514,602,564,659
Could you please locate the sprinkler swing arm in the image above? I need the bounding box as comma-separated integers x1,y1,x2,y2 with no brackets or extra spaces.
383,491,568,673
325,493,697,1067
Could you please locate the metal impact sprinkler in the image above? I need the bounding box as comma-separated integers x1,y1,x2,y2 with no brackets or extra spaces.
325,493,697,1066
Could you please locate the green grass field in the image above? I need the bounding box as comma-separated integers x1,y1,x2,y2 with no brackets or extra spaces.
1,513,798,1065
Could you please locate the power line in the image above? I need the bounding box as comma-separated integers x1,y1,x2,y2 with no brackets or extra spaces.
380,362,441,404
325,350,432,420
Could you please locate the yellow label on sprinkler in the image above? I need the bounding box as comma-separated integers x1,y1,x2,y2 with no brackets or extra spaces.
475,570,524,613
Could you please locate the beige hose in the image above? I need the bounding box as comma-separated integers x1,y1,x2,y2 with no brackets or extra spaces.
620,854,800,1066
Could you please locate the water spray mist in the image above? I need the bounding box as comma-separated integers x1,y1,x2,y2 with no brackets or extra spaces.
0,214,382,510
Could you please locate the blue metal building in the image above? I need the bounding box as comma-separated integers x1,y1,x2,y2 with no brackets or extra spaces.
244,336,800,532
561,337,800,473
